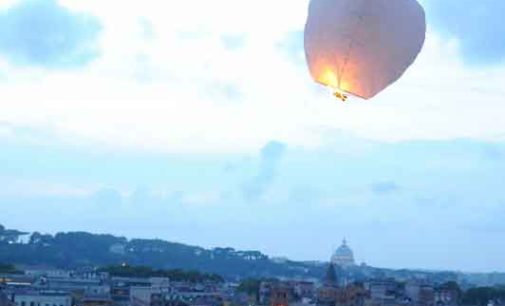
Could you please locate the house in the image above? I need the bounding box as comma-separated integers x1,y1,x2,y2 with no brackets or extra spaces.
9,290,72,306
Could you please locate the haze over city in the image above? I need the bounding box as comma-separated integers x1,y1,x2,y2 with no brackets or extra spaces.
1,0,505,273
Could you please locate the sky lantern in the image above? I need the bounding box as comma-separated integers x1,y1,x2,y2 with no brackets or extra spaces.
304,0,426,101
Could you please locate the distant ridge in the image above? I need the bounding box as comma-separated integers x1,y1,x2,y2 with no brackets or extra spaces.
0,224,325,280
1,224,504,286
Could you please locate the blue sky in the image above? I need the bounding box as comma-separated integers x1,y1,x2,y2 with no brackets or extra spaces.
0,0,100,68
423,0,505,65
1,0,505,272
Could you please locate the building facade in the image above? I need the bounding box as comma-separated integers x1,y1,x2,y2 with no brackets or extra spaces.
331,240,355,268
10,291,72,306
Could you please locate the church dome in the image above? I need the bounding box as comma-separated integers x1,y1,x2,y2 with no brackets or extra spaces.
331,239,355,267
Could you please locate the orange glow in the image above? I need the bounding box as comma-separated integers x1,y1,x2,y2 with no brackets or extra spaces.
317,68,352,94
340,80,351,92
318,68,339,89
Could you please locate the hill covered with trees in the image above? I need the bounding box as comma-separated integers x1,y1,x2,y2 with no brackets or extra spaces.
2,224,505,286
0,224,325,280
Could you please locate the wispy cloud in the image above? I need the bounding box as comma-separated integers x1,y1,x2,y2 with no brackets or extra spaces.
371,181,400,195
242,141,287,201
220,34,247,51
2,133,505,270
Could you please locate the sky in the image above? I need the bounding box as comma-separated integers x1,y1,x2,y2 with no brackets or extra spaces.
1,0,505,273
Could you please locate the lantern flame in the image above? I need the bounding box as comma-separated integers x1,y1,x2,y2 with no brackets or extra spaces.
318,68,351,101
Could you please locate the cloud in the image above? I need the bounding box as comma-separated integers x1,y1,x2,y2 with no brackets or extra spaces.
2,3,505,154
424,0,505,65
92,188,123,207
481,143,505,161
288,186,323,207
3,132,505,270
371,181,400,195
261,141,287,164
277,30,305,65
204,82,244,102
221,34,246,50
0,0,101,68
129,187,186,208
138,17,155,41
242,141,287,201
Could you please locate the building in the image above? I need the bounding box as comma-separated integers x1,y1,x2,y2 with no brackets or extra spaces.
418,285,435,306
317,283,367,306
25,271,71,279
366,279,399,301
434,283,460,306
405,281,435,306
316,285,339,306
362,278,413,306
42,277,110,297
9,291,72,306
130,280,224,306
270,285,291,306
293,282,315,300
260,281,299,306
336,285,367,306
0,275,34,289
0,292,14,306
110,277,152,306
77,296,113,306
130,287,171,306
317,263,367,306
331,240,355,268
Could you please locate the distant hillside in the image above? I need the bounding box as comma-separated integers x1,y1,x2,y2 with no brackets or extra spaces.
0,224,326,280
1,224,504,286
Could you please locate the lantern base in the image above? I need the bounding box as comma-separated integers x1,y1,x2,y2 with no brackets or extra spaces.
333,91,348,102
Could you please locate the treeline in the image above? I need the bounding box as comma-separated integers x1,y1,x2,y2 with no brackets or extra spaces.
237,278,279,302
403,282,505,306
0,263,22,274
99,265,224,283
462,286,505,306
0,224,325,279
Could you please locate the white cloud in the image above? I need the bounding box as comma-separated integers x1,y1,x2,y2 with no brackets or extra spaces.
1,1,505,154
0,177,91,197
0,0,19,10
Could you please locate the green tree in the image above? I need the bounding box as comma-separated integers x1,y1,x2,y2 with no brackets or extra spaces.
29,232,54,246
0,225,28,244
237,278,261,302
99,265,224,283
324,263,337,285
462,287,505,306
0,263,22,274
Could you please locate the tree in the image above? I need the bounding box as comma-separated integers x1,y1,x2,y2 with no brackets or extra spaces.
0,226,28,244
0,263,22,274
99,265,224,283
237,278,262,302
29,232,54,246
324,263,337,286
461,287,505,306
